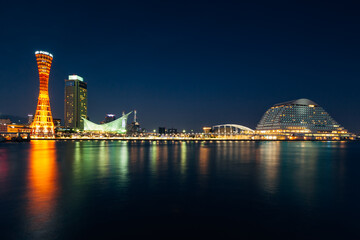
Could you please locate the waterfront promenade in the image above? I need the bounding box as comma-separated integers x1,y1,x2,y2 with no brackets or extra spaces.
29,136,357,142
1,132,357,142
33,136,253,142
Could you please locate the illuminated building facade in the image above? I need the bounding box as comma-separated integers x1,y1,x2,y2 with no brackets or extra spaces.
203,127,212,134
212,124,254,134
83,112,131,133
104,114,116,123
64,75,88,130
30,51,55,136
7,124,31,133
208,124,255,140
0,119,11,132
27,114,33,125
256,98,354,140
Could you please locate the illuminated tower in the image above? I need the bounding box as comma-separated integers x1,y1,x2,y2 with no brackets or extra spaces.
30,51,55,136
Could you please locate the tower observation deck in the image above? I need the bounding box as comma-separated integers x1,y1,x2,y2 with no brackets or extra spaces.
30,51,55,136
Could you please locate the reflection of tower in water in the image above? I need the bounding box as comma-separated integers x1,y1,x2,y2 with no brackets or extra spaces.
27,140,58,233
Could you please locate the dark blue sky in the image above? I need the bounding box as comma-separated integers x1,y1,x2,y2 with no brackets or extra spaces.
1,0,359,132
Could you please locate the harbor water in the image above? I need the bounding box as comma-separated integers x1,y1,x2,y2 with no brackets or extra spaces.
0,140,359,239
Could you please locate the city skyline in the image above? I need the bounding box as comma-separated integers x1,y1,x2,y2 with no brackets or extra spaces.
1,2,360,238
1,1,360,132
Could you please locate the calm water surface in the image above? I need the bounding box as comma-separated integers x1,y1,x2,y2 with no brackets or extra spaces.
0,140,359,239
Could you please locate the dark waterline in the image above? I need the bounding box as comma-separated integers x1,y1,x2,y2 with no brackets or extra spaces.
0,141,359,239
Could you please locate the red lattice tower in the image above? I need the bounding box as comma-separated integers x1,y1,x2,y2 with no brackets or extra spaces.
30,51,54,136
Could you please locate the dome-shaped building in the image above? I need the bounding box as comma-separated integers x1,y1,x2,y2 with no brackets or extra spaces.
256,98,354,140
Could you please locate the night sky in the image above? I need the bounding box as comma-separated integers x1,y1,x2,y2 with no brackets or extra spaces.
1,1,359,132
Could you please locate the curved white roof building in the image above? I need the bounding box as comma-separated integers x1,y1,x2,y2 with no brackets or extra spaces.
82,112,131,133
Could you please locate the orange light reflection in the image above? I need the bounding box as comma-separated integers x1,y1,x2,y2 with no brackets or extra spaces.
27,140,58,232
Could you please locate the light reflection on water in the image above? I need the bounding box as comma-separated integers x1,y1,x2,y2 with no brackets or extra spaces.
180,142,187,175
118,141,129,186
27,140,58,238
0,140,359,238
0,148,10,199
257,141,281,195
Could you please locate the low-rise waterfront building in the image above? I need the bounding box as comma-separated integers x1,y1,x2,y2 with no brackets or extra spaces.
158,127,166,134
167,128,178,134
202,127,211,133
7,124,31,133
83,112,131,133
0,119,11,132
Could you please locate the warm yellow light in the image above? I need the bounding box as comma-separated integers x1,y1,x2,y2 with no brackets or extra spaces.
30,52,55,136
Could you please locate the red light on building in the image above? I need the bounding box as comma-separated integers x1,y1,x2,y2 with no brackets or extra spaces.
30,51,55,136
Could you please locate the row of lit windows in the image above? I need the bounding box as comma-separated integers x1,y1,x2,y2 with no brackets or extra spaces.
258,105,342,132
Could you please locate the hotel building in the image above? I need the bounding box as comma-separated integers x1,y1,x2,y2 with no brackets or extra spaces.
64,75,88,130
256,98,354,140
